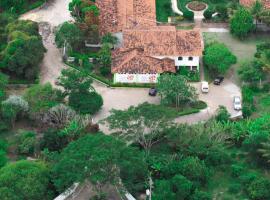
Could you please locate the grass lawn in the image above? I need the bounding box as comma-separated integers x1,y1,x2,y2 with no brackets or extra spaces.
203,32,270,84
150,100,207,119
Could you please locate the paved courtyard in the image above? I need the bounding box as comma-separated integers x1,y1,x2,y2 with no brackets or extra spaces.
93,78,242,133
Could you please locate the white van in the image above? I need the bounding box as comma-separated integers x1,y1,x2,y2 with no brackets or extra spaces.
201,81,209,93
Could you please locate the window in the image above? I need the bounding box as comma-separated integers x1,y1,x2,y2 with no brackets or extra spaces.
188,57,193,61
178,57,183,60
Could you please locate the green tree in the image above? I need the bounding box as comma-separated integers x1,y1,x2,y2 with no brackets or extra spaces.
0,72,8,102
260,9,270,26
23,83,63,119
204,42,237,75
251,0,263,31
247,177,270,200
152,180,176,200
68,91,103,115
238,60,265,83
157,74,198,108
101,33,118,45
17,131,36,155
55,22,83,51
58,68,94,95
1,95,29,126
167,157,211,186
52,134,147,197
230,7,254,39
98,43,111,68
0,160,53,200
0,36,45,80
171,175,193,199
215,105,230,123
104,103,172,153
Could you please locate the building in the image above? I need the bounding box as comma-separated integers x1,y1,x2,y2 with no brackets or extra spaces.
96,0,203,83
112,26,203,83
96,0,157,35
240,0,270,9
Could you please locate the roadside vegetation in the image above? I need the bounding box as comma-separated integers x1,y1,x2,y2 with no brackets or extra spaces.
0,0,270,200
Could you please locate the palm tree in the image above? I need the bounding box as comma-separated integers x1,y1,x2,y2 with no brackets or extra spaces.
251,0,263,31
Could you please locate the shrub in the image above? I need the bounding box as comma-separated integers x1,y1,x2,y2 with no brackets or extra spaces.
246,178,270,200
191,190,212,200
216,4,228,20
241,86,255,118
0,150,7,168
69,91,103,115
183,10,194,20
40,128,68,152
231,164,245,177
171,175,193,199
215,105,230,123
204,42,237,75
0,140,8,152
228,183,242,194
100,66,110,76
239,172,258,186
204,9,214,19
17,131,36,155
178,157,211,186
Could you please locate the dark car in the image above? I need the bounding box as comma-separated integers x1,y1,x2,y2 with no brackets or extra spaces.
149,88,157,96
214,76,224,85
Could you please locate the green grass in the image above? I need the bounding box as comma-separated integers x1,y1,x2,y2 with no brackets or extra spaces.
150,101,207,119
203,32,270,84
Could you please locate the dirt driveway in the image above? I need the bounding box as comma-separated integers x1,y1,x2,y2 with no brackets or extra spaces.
20,0,73,86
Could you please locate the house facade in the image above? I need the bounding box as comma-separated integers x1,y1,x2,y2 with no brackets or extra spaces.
96,0,203,84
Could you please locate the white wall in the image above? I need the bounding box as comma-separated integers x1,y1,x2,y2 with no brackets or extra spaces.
114,74,159,83
154,56,200,67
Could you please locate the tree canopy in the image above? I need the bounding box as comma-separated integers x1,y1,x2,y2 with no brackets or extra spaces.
157,74,198,107
230,7,254,39
0,160,52,200
52,133,147,194
204,42,237,75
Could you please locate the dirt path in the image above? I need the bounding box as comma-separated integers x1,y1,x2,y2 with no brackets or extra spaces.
20,0,73,86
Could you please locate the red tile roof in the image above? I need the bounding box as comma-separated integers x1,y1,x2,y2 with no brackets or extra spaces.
122,26,203,56
112,48,176,74
240,0,270,9
96,0,157,35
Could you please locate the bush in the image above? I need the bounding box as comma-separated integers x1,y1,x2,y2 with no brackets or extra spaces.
0,140,8,152
17,131,36,155
204,42,237,75
171,175,193,199
204,9,214,19
246,178,270,200
100,66,110,76
216,4,228,20
40,128,68,152
231,164,245,177
215,106,230,123
183,10,194,20
69,91,103,115
228,183,242,194
241,86,255,118
191,190,212,200
0,150,7,168
239,172,257,186
178,157,211,186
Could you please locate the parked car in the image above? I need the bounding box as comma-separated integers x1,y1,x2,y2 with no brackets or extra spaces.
214,76,224,85
149,88,157,96
201,81,209,93
233,96,242,111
